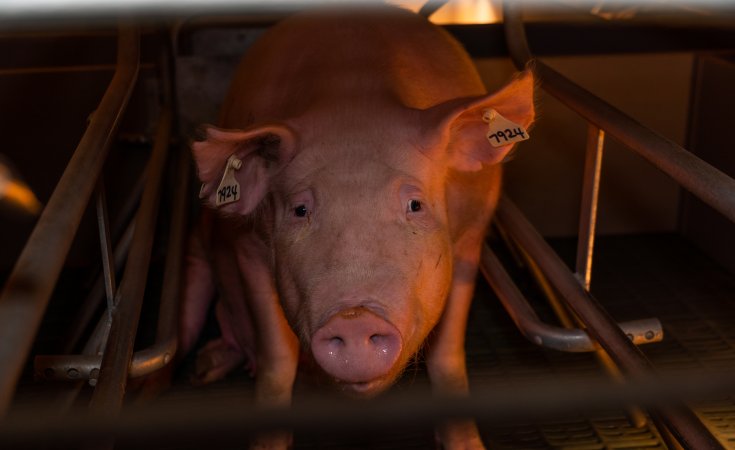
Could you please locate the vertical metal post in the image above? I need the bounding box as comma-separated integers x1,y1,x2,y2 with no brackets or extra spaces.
0,27,139,416
575,125,605,290
95,181,116,322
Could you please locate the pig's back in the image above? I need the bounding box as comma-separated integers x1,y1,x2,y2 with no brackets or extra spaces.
219,7,486,128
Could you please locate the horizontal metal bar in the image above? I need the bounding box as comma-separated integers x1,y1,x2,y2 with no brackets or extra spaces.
503,3,735,226
494,195,724,450
89,106,172,413
0,26,139,416
35,339,176,383
480,244,662,352
3,370,735,448
0,63,154,76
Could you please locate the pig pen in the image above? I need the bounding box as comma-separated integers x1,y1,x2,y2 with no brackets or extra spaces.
1,1,735,449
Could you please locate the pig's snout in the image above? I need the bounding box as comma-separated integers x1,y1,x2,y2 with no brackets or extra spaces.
311,307,402,385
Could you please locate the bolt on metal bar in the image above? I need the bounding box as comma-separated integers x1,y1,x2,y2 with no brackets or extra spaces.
503,2,735,226
0,27,139,417
88,106,172,414
495,196,724,449
575,125,605,290
480,243,661,352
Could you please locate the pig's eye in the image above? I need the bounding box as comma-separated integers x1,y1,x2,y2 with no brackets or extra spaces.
294,204,309,217
407,199,422,213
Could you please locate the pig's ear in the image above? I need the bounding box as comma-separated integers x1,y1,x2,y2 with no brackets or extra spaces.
192,124,296,215
421,70,535,172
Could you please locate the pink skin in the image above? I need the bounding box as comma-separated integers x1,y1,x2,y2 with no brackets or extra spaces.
185,6,534,450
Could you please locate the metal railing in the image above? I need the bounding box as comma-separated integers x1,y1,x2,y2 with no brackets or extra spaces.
498,2,735,448
0,26,140,416
0,2,733,449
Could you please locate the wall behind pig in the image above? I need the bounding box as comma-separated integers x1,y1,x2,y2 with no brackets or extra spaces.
477,53,692,237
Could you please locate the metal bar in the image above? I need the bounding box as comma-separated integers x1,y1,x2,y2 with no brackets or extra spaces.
0,63,154,76
62,161,146,355
3,370,735,447
89,106,172,413
503,2,735,226
495,196,724,450
35,144,192,386
0,27,139,416
575,125,605,289
62,219,134,354
479,244,661,353
419,0,448,18
504,227,650,428
95,181,116,322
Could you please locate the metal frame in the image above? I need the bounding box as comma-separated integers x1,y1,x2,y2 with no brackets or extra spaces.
500,2,735,448
0,1,734,448
0,26,140,416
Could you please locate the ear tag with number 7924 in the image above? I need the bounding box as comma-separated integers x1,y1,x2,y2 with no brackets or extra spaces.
483,109,529,148
215,154,242,207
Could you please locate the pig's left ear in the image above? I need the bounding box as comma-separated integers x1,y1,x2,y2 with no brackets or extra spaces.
421,70,535,172
192,123,296,215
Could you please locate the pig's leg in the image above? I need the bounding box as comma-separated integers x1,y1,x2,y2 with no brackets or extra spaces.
180,233,217,357
193,301,250,385
234,234,300,450
136,231,217,400
426,230,486,450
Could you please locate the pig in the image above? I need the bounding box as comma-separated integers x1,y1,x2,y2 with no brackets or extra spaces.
181,5,534,449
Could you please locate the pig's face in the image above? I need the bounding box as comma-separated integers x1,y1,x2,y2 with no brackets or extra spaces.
193,71,534,397
269,116,454,396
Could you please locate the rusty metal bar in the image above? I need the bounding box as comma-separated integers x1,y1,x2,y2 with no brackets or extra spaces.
479,244,661,352
503,2,735,226
575,125,605,289
495,196,724,450
0,27,139,416
88,106,172,413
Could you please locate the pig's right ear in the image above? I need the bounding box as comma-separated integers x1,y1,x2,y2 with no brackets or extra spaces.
192,124,296,215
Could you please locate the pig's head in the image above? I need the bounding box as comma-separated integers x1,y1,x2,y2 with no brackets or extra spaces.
193,71,534,396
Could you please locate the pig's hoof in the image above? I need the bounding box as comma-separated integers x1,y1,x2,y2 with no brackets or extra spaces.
192,338,246,385
437,420,486,450
249,431,292,450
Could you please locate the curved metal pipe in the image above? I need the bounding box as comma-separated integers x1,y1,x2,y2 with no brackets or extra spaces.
495,196,724,450
480,244,662,353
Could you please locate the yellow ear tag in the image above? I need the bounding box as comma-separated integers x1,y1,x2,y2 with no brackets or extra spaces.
483,109,529,148
215,155,242,207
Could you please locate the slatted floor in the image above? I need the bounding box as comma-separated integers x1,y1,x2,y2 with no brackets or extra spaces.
10,233,735,449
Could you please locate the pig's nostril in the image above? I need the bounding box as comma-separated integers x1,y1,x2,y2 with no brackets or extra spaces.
370,334,387,345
